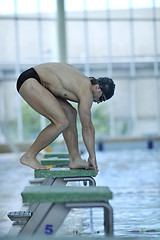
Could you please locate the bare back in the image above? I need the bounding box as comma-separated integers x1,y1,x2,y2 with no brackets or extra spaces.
34,63,90,102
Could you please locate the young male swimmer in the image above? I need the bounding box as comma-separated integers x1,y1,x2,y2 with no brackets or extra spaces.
17,63,115,174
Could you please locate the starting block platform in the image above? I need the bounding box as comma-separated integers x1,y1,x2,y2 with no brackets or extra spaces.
41,158,70,167
19,185,113,236
34,168,97,186
35,167,96,178
42,152,69,159
30,159,70,184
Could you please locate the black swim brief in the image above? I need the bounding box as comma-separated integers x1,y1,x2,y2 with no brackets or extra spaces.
16,67,41,92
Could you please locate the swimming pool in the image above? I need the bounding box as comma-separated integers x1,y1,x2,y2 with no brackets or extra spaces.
95,149,160,238
0,149,160,238
58,149,160,238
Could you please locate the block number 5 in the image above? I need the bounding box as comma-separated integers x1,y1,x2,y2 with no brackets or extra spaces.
44,224,54,235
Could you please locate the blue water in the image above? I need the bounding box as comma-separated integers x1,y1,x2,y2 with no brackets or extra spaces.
0,149,160,238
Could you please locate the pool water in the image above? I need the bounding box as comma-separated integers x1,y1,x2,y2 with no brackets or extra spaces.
58,149,160,238
0,149,160,238
96,149,160,238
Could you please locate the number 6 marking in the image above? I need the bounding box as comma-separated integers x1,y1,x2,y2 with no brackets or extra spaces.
44,224,54,235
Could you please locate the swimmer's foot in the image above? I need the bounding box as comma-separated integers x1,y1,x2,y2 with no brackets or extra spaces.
20,154,50,170
69,158,88,170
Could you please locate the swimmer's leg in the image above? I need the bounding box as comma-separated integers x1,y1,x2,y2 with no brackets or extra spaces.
19,79,68,170
20,123,66,170
58,98,88,169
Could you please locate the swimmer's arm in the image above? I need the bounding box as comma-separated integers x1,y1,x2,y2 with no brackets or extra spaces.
78,97,98,174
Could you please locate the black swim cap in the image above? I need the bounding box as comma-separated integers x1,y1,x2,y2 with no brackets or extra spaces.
97,77,115,100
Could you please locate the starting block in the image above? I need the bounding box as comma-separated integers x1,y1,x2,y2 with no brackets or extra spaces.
29,158,70,184
8,168,97,223
19,185,113,236
41,158,70,168
30,168,97,216
34,168,96,186
42,152,69,159
35,167,96,178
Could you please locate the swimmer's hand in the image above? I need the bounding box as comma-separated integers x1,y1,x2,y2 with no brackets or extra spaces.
86,156,99,175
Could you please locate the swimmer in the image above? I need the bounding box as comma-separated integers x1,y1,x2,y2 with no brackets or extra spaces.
17,63,115,173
